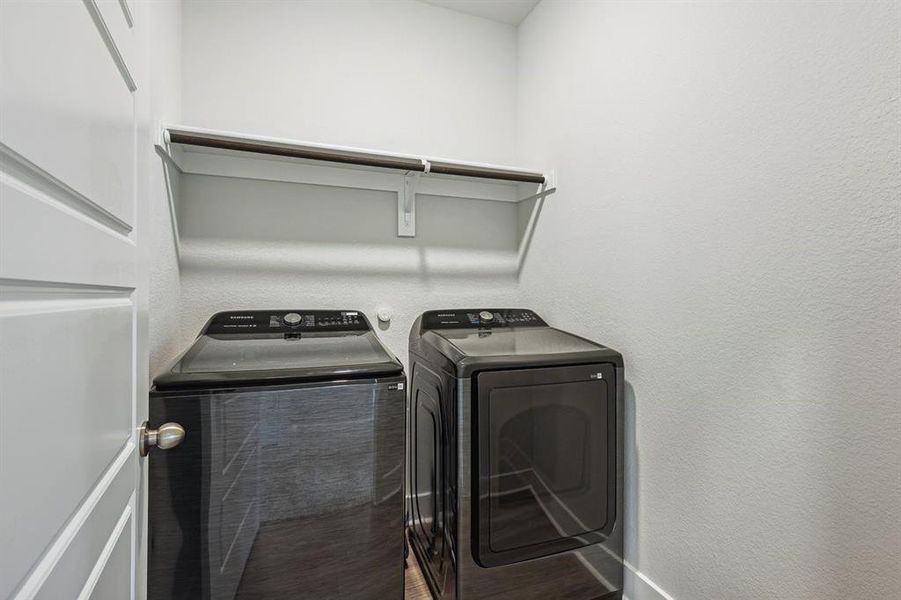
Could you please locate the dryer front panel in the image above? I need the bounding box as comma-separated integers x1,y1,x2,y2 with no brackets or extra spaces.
408,360,455,598
473,363,616,568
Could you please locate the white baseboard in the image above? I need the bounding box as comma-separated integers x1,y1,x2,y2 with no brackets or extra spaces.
624,562,675,600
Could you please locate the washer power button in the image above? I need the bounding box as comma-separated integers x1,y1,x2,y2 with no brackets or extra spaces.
283,312,302,326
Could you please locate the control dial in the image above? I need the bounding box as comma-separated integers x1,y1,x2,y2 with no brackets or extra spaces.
479,311,494,321
283,312,302,326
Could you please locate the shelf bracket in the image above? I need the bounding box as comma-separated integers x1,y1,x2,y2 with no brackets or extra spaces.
397,170,421,237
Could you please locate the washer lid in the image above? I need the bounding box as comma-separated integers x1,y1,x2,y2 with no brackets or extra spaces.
418,309,623,375
434,326,604,358
153,310,403,390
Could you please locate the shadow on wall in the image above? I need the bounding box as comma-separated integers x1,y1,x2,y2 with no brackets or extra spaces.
172,174,542,281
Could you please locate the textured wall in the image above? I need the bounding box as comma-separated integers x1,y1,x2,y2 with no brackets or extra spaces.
174,174,525,365
169,0,524,367
147,1,183,376
516,2,901,599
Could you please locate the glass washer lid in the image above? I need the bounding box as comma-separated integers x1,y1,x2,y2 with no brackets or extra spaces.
436,327,604,358
172,331,395,374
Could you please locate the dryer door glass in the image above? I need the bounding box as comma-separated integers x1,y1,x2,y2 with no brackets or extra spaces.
474,363,616,567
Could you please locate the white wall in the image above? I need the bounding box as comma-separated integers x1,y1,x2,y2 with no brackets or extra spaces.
181,0,517,163
171,0,522,364
516,2,901,599
147,0,183,375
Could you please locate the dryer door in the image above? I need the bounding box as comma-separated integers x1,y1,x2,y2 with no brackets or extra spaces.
474,363,616,568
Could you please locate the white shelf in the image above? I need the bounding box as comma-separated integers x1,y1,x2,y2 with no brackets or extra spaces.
154,125,556,238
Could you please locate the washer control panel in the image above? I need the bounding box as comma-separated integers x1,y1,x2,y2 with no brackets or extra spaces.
421,309,546,330
205,310,369,334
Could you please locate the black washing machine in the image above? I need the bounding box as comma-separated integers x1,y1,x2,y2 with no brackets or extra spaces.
407,309,623,600
148,310,406,600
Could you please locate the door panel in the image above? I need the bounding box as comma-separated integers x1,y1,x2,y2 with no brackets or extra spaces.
0,1,142,598
93,0,135,76
0,299,135,598
0,176,135,287
32,460,136,600
84,509,134,600
0,0,136,225
474,364,617,568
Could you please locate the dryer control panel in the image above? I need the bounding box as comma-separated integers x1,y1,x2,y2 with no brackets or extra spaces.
204,310,370,334
421,309,547,330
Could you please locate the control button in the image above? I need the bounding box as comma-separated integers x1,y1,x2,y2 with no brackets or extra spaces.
283,312,302,326
479,311,494,321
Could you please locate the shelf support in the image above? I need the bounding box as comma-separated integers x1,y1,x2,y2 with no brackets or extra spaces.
398,171,420,237
153,124,183,260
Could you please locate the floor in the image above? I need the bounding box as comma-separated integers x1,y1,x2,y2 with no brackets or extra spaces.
405,554,431,600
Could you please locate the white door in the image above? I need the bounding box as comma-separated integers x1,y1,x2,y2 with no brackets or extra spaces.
1,1,147,599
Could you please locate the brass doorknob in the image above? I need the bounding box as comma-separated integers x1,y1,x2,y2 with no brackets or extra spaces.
140,421,185,456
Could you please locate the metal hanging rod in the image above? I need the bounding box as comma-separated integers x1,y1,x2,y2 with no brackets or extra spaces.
428,161,545,184
164,126,547,185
